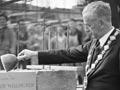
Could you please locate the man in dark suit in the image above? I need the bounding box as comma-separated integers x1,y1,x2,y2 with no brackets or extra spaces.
86,0,120,28
18,1,120,90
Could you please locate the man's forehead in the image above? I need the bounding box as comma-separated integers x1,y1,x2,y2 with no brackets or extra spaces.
83,13,97,22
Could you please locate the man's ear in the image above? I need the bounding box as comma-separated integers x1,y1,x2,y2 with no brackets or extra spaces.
99,19,104,28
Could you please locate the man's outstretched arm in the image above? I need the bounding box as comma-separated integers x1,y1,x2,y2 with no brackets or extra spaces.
17,41,92,65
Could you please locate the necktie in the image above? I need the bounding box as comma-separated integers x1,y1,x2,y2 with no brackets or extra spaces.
95,39,100,48
91,40,100,63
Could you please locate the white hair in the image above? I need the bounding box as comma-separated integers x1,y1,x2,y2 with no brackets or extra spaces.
82,1,111,22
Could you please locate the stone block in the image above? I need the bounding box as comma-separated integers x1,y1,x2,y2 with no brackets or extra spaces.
36,70,77,90
0,70,36,90
0,68,77,90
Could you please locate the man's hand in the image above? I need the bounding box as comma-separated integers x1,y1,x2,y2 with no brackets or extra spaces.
17,49,38,61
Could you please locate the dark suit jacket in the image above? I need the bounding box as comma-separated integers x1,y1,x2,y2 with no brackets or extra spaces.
86,0,120,28
38,29,120,90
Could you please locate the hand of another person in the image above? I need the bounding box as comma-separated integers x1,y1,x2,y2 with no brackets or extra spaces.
17,49,38,61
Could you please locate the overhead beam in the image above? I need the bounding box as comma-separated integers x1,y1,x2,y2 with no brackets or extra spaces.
0,0,22,7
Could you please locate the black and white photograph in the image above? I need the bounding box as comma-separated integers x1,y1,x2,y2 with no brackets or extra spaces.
0,0,119,90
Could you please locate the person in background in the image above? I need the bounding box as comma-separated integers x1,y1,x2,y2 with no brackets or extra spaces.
16,21,29,69
51,25,67,50
86,0,120,28
0,12,16,70
68,18,83,46
67,19,85,84
18,1,120,90
28,24,49,65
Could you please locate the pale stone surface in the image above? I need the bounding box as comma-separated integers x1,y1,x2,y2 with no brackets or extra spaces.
36,70,77,90
27,65,78,71
0,69,77,90
0,70,36,90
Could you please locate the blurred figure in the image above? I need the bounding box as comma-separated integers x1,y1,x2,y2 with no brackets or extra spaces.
28,24,48,65
31,24,48,51
0,12,16,70
68,18,83,46
16,21,29,69
17,21,29,52
67,19,84,84
51,25,67,49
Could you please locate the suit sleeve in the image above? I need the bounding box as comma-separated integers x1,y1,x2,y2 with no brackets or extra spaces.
117,0,120,6
119,47,120,72
38,41,92,65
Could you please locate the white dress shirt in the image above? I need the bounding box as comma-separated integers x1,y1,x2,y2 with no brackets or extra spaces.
99,27,114,47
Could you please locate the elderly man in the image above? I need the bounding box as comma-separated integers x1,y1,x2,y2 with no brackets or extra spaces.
18,1,120,90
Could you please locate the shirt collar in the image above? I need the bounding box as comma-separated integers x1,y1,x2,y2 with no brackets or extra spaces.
99,26,114,47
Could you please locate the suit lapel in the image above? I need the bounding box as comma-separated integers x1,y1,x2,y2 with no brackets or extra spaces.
86,39,97,71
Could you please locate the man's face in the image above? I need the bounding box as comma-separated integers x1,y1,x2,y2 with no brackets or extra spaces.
0,16,7,28
83,14,103,39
